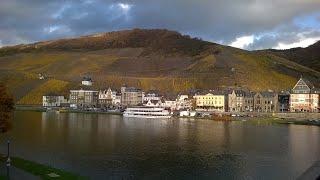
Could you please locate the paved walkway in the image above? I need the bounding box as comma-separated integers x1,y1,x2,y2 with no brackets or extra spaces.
298,161,320,180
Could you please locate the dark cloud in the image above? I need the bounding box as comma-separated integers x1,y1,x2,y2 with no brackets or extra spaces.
0,0,319,49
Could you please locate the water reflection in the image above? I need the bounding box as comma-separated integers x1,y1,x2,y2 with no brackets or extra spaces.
0,111,319,179
288,125,320,177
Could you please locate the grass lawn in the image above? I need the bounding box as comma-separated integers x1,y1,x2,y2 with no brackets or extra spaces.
0,155,87,179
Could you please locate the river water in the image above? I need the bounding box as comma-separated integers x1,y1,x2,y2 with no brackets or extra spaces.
0,111,319,179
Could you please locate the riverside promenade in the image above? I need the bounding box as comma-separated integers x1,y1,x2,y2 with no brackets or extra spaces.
298,161,320,180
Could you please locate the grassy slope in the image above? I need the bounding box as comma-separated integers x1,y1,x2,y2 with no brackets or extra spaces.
18,79,69,105
265,41,320,71
0,29,319,104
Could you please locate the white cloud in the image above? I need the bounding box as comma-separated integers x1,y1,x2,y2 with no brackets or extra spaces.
229,35,254,49
108,3,132,21
44,26,60,33
118,3,131,12
0,40,2,48
44,25,71,34
274,36,320,49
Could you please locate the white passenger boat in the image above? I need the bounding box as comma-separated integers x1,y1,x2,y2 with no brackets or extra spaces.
123,107,171,118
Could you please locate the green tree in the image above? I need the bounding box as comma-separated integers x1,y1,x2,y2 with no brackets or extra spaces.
0,84,14,133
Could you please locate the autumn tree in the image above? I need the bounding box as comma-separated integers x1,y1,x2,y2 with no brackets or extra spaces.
0,84,14,133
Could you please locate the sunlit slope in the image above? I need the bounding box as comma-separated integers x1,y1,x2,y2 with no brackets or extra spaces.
0,29,319,104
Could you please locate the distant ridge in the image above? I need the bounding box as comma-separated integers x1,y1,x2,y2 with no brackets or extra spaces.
0,29,215,57
264,40,320,71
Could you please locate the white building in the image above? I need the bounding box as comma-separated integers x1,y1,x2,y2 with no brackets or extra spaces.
176,95,192,110
163,100,177,110
42,94,68,107
81,77,93,86
144,99,163,107
143,91,162,102
290,77,319,112
98,88,121,106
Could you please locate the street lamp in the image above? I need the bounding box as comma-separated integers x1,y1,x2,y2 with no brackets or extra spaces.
6,140,10,179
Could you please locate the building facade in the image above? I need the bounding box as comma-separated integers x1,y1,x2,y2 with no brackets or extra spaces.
121,86,143,106
143,99,163,107
244,91,254,112
254,92,278,112
176,95,192,110
98,88,116,106
290,78,319,112
81,77,93,86
143,90,162,103
114,93,121,105
69,89,99,108
193,92,225,112
42,94,68,107
278,91,290,112
228,90,245,112
163,100,177,110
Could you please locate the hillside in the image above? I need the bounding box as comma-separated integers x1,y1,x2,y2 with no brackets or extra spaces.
0,29,319,104
264,41,320,71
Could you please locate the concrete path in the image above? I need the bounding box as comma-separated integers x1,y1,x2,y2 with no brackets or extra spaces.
298,161,320,180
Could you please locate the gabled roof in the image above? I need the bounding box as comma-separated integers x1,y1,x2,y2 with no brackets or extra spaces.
300,78,315,89
293,77,313,89
234,89,246,96
256,91,276,98
292,77,319,94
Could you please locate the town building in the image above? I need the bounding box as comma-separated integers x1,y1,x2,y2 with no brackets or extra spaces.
113,93,121,105
254,92,278,112
42,93,68,107
176,95,192,110
193,92,225,112
163,99,177,110
290,77,319,112
98,88,114,107
278,90,290,112
244,91,255,112
120,85,143,106
143,90,162,102
81,77,93,86
228,89,245,112
69,88,99,108
143,99,163,107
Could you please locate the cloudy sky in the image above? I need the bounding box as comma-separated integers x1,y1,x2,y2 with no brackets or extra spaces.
0,0,320,50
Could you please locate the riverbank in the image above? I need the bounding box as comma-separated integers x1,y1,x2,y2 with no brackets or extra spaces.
15,105,122,115
15,105,319,126
0,154,86,179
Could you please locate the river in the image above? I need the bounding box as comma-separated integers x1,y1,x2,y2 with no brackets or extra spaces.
0,111,319,179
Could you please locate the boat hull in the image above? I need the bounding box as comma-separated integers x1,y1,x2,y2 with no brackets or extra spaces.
123,107,172,119
123,114,171,119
